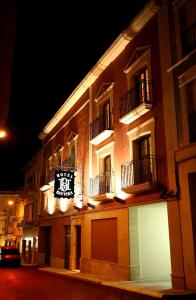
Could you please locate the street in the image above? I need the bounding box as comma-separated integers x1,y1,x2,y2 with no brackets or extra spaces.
0,266,155,300
0,266,195,300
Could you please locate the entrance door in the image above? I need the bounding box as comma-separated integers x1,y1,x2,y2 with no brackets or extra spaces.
64,225,71,269
129,202,171,281
75,225,81,270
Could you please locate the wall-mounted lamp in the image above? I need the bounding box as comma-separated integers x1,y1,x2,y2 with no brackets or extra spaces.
73,205,81,211
87,202,95,209
114,196,125,204
0,129,7,139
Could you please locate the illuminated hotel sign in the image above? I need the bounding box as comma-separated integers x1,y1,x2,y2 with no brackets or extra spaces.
54,170,75,198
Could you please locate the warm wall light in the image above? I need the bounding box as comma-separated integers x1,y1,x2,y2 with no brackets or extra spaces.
59,198,69,212
0,130,7,138
8,200,14,205
47,197,56,214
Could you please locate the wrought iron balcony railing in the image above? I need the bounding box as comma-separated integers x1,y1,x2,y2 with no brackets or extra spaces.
90,110,111,141
189,111,196,143
120,80,153,119
121,155,165,193
89,172,114,199
181,22,196,56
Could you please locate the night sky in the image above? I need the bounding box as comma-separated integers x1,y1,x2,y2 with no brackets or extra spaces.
0,0,147,190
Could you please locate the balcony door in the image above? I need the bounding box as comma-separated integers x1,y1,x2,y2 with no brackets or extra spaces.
138,135,152,183
103,100,110,130
104,155,111,193
135,68,149,105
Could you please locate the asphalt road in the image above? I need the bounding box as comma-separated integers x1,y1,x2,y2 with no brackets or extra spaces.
1,266,195,300
0,266,154,300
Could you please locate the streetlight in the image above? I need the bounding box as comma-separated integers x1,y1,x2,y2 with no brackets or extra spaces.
0,130,7,139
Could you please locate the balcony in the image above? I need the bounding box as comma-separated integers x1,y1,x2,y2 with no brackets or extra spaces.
89,172,114,200
189,111,196,143
90,111,113,145
181,22,196,56
121,155,165,194
119,80,153,125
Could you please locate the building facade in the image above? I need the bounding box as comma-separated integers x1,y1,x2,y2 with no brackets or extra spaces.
21,151,43,263
159,0,196,291
0,192,24,248
33,0,196,292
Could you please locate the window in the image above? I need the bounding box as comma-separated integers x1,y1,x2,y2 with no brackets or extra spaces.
54,144,63,168
24,204,33,224
104,155,111,173
136,135,152,183
120,46,153,124
121,118,160,193
68,140,76,168
180,0,196,56
178,65,196,145
28,175,35,190
135,68,150,105
103,100,111,130
55,150,62,167
186,79,196,143
90,142,114,198
104,155,111,193
90,83,114,144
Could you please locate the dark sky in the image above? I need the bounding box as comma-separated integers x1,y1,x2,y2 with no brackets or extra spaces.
0,0,148,190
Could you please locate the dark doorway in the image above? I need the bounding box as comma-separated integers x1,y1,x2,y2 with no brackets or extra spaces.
64,225,71,269
188,172,196,259
44,227,51,265
76,225,81,270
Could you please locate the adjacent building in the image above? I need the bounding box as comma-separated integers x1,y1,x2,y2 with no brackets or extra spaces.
21,151,43,263
159,0,196,290
0,191,24,248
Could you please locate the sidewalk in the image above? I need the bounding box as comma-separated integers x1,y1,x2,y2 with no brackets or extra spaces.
38,266,196,299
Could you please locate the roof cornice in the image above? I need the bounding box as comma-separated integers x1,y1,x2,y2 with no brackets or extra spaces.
39,0,161,139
